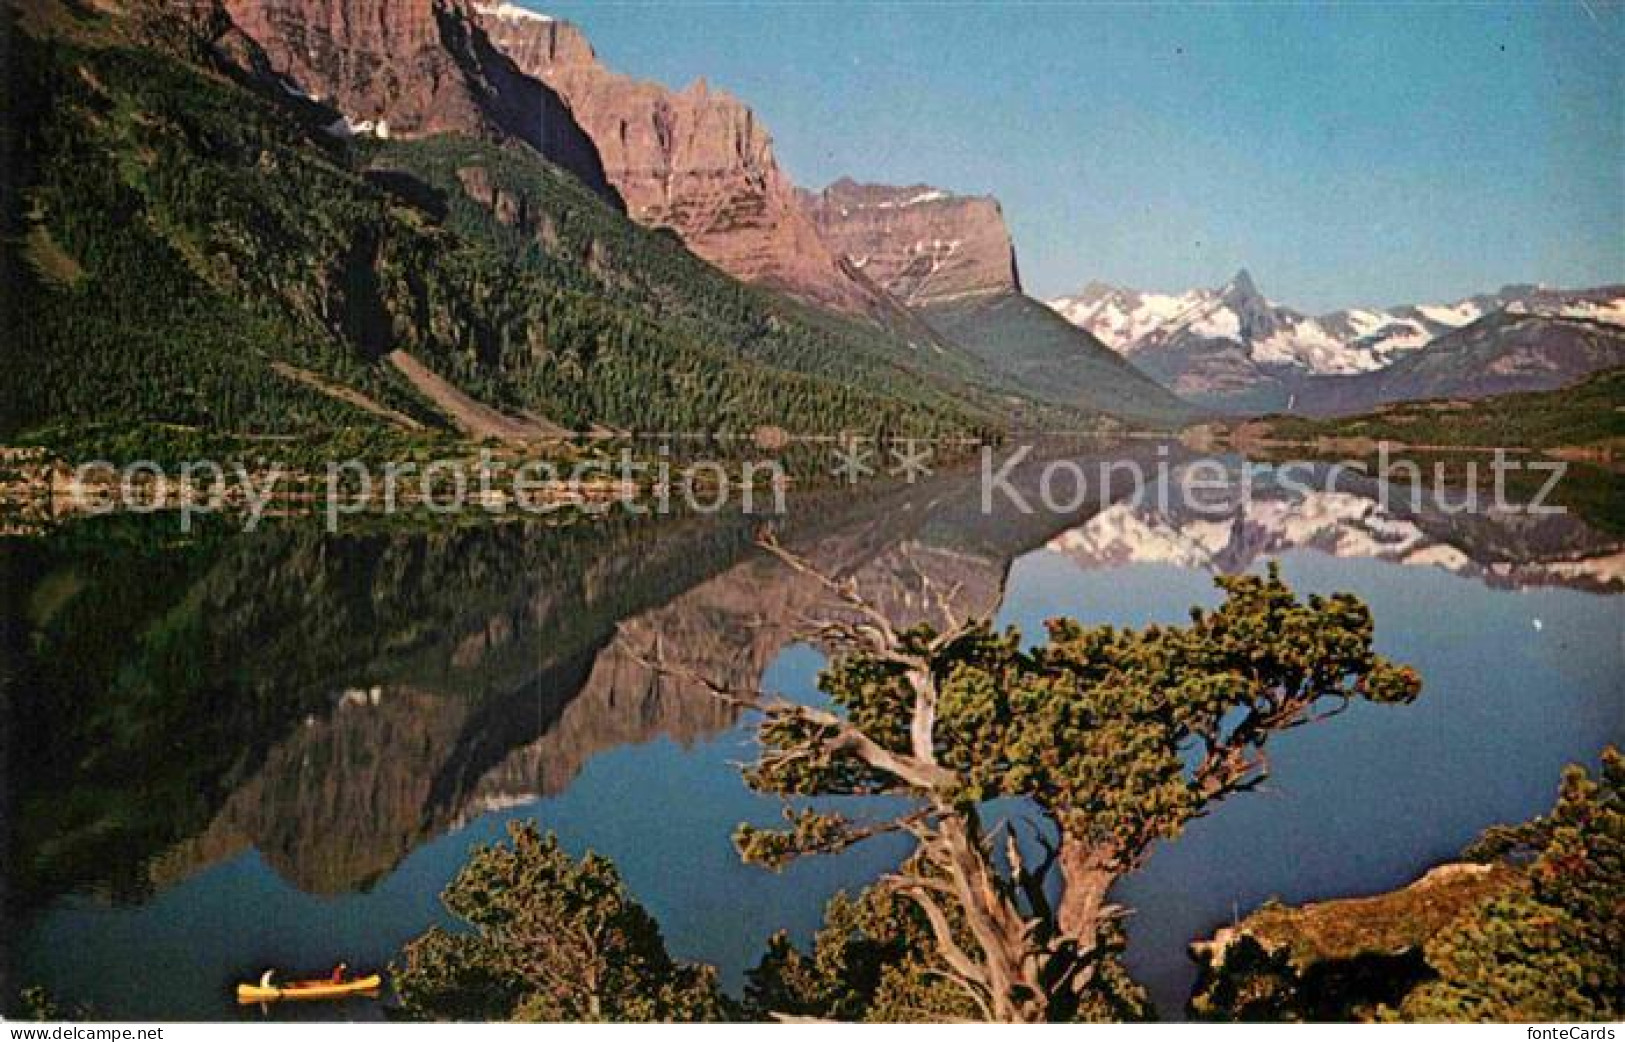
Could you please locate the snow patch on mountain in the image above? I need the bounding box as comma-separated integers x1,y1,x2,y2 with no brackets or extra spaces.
867,190,949,208
476,2,554,22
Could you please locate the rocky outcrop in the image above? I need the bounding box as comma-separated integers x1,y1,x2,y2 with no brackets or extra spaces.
472,4,891,318
803,177,1022,307
217,0,613,197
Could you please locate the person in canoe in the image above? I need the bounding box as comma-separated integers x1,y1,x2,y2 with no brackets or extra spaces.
237,964,381,1003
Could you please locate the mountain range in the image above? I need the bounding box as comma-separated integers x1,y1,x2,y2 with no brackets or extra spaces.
1048,272,1625,414
8,0,1619,450
8,0,1185,440
472,2,1193,424
800,177,1193,424
7,0,1061,449
12,0,1028,448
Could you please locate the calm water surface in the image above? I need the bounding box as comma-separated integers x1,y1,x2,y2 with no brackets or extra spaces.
7,455,1622,1019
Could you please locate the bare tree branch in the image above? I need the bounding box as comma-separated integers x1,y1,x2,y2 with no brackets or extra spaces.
891,879,988,993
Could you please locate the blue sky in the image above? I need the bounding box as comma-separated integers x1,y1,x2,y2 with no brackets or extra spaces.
531,1,1622,312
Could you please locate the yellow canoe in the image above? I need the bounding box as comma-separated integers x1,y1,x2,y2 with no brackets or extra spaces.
236,974,382,1003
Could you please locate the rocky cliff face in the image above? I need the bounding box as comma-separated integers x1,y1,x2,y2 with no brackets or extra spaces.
216,0,613,197
803,177,1022,307
798,179,1193,425
200,2,984,326
473,4,889,317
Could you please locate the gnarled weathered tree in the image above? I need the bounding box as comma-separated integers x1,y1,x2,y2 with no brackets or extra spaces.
693,537,1422,1021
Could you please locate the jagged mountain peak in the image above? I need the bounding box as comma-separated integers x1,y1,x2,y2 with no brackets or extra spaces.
473,3,597,65
1221,267,1260,300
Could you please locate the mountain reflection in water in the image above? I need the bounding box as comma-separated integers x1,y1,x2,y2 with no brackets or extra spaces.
6,451,1621,1019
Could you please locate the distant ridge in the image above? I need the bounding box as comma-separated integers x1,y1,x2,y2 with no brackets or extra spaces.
1047,272,1625,413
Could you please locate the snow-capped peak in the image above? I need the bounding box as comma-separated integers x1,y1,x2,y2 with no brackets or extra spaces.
1046,282,1213,351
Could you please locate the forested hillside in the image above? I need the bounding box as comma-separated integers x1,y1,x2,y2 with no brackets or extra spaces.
1243,367,1625,454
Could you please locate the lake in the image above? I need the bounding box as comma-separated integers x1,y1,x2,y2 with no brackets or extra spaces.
4,449,1621,1020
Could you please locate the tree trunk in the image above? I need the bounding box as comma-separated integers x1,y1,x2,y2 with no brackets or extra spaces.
933,813,1049,1022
